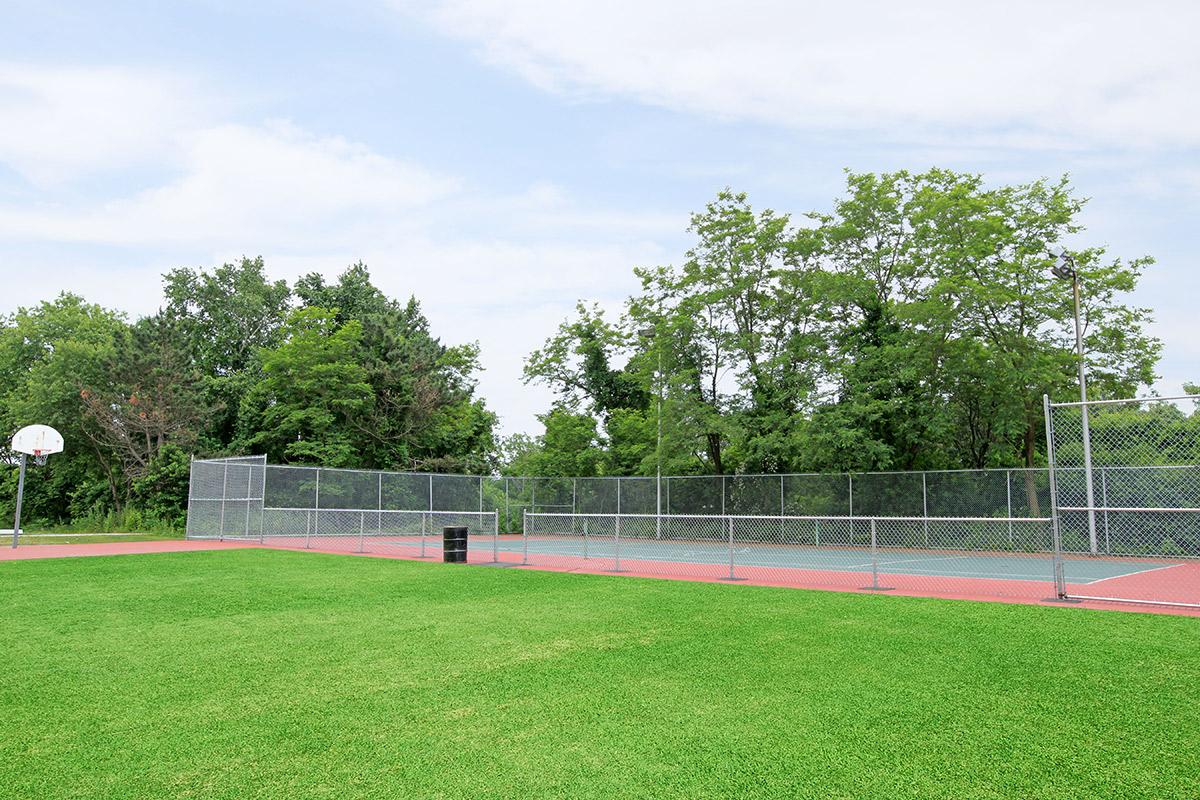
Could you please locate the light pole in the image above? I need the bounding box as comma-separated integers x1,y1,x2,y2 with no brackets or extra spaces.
638,325,663,539
1049,248,1099,554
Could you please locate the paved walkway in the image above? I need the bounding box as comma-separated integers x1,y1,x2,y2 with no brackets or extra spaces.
0,540,255,561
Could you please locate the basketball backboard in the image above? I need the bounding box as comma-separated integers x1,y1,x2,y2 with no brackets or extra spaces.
11,425,64,457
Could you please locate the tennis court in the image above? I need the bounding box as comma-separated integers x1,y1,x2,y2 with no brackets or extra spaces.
248,526,1200,613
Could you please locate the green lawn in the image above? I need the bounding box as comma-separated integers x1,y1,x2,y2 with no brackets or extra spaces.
1,550,1197,799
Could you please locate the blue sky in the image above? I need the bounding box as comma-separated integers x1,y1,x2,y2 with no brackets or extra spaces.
2,0,1197,435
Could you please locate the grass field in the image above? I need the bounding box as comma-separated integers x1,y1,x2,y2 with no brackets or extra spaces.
1,549,1197,799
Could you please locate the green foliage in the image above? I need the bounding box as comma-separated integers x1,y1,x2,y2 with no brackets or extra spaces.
499,408,604,477
3,262,497,527
239,306,373,466
129,444,193,528
521,171,1162,477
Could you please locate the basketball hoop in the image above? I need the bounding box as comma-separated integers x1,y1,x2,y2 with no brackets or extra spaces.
9,425,64,548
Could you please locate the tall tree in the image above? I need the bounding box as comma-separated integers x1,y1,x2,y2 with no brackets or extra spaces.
162,256,292,446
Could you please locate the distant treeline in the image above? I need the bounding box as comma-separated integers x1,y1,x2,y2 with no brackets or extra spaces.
1,260,496,529
510,169,1165,480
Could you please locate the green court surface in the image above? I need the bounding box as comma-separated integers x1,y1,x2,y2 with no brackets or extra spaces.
488,536,1168,583
1,548,1197,799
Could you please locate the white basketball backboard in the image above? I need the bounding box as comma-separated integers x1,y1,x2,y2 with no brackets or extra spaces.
11,425,64,457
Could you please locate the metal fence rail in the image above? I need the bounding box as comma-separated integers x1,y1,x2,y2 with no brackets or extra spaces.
186,432,1200,610
521,511,1057,599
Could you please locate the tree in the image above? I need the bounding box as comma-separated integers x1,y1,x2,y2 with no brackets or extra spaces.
523,174,1161,484
238,307,373,466
297,266,497,472
162,257,292,446
78,314,210,504
0,294,127,519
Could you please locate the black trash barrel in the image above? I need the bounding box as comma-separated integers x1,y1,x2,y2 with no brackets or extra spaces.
443,526,468,563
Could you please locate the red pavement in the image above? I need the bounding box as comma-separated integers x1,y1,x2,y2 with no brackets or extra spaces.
3,537,1197,617
0,540,255,561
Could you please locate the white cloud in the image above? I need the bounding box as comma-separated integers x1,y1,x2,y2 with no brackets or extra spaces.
0,63,210,186
0,111,677,434
407,0,1200,148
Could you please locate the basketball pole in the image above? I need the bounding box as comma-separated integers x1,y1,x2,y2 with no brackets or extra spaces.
11,453,26,548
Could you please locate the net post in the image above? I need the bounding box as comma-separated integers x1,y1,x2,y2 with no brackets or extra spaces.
583,517,589,559
305,508,311,549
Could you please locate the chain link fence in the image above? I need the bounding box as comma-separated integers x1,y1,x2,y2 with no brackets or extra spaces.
185,398,1200,610
1047,394,1200,607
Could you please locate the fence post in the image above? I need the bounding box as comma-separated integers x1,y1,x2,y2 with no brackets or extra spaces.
218,462,228,542
1101,467,1110,554
304,508,311,549
256,463,265,544
244,465,253,539
869,519,879,589
860,518,891,591
725,516,742,581
522,510,529,566
358,513,365,553
613,513,622,572
492,511,499,563
313,468,320,545
721,475,726,516
504,478,510,535
1006,470,1014,547
848,472,854,544
378,472,383,538
420,512,427,558
921,472,929,548
1043,395,1069,600
583,518,589,560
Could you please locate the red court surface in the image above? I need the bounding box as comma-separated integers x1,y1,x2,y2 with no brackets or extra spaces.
5,537,1197,617
258,536,1200,617
0,540,255,561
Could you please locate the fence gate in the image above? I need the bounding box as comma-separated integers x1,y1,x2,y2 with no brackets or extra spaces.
1045,394,1200,608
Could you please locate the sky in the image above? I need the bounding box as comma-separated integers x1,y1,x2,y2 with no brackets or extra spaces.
1,0,1198,436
